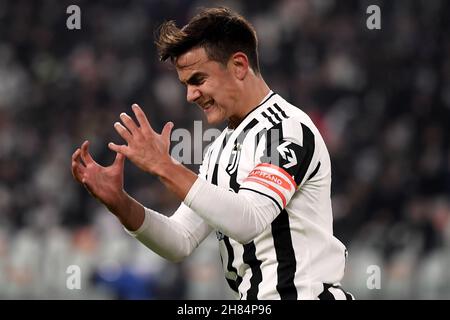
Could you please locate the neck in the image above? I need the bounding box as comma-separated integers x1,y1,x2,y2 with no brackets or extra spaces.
228,74,270,129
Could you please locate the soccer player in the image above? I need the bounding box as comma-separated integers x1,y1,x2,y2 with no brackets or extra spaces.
71,7,353,300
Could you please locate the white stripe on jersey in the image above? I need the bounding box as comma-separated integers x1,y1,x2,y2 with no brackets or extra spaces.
201,91,347,300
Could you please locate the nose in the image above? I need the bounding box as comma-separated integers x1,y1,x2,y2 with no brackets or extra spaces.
186,85,201,103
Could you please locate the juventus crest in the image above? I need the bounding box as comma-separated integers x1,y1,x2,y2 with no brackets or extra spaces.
226,142,242,175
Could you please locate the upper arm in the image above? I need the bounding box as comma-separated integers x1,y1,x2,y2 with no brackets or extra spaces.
239,119,318,211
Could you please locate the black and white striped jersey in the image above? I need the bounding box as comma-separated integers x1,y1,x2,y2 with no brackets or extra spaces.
198,91,348,300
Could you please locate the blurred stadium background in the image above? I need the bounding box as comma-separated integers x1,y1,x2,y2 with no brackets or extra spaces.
0,0,449,299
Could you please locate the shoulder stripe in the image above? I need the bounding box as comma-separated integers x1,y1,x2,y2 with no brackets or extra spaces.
262,111,277,126
273,103,288,119
267,106,283,123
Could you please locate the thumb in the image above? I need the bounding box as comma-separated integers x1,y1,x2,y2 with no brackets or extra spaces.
113,152,125,168
161,121,174,141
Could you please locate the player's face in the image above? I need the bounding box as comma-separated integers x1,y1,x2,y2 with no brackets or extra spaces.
176,47,239,125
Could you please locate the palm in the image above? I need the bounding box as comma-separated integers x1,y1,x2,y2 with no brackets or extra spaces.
72,141,125,208
84,160,123,204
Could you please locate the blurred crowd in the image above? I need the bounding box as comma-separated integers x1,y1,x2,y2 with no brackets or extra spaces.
0,0,449,299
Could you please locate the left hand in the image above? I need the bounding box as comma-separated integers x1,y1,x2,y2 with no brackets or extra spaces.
71,140,127,213
109,104,174,176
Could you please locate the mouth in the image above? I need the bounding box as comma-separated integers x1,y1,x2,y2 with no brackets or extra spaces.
200,100,214,112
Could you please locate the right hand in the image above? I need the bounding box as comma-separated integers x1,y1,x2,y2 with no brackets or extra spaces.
71,140,126,212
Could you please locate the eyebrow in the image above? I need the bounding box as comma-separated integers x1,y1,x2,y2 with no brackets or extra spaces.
180,72,207,86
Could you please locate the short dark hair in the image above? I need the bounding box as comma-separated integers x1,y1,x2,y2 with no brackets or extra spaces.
155,7,260,74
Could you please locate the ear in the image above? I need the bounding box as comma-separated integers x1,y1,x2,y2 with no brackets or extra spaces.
229,52,249,80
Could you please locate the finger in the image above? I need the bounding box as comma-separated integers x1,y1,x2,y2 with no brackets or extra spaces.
120,112,139,135
71,148,80,162
108,142,129,156
132,104,154,133
72,148,85,166
161,121,174,142
114,122,132,143
80,141,95,165
113,152,125,168
71,161,85,183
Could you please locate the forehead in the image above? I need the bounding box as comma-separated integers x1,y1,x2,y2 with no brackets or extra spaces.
175,47,209,70
175,47,217,81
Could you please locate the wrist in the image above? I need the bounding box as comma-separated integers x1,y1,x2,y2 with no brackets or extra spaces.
106,190,129,216
154,156,179,179
154,156,198,200
106,191,145,231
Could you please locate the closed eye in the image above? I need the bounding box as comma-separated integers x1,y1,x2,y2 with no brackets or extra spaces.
180,72,207,86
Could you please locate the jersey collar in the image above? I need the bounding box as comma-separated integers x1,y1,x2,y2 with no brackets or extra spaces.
227,90,276,131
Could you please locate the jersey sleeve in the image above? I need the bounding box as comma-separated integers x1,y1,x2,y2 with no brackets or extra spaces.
239,119,317,211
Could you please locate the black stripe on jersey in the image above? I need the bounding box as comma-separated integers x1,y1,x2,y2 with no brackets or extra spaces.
210,134,242,293
319,284,354,300
267,106,283,123
262,111,277,126
343,289,354,300
318,284,335,300
211,133,230,184
272,209,297,300
273,103,288,119
243,241,263,300
223,236,241,293
239,187,282,212
227,118,259,192
307,161,321,181
260,121,316,187
226,278,238,293
225,118,263,298
204,168,208,181
211,163,219,187
294,124,315,186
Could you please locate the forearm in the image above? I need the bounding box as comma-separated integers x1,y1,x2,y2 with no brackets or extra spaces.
105,191,145,232
109,192,205,262
156,158,198,200
127,208,191,262
127,205,212,262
